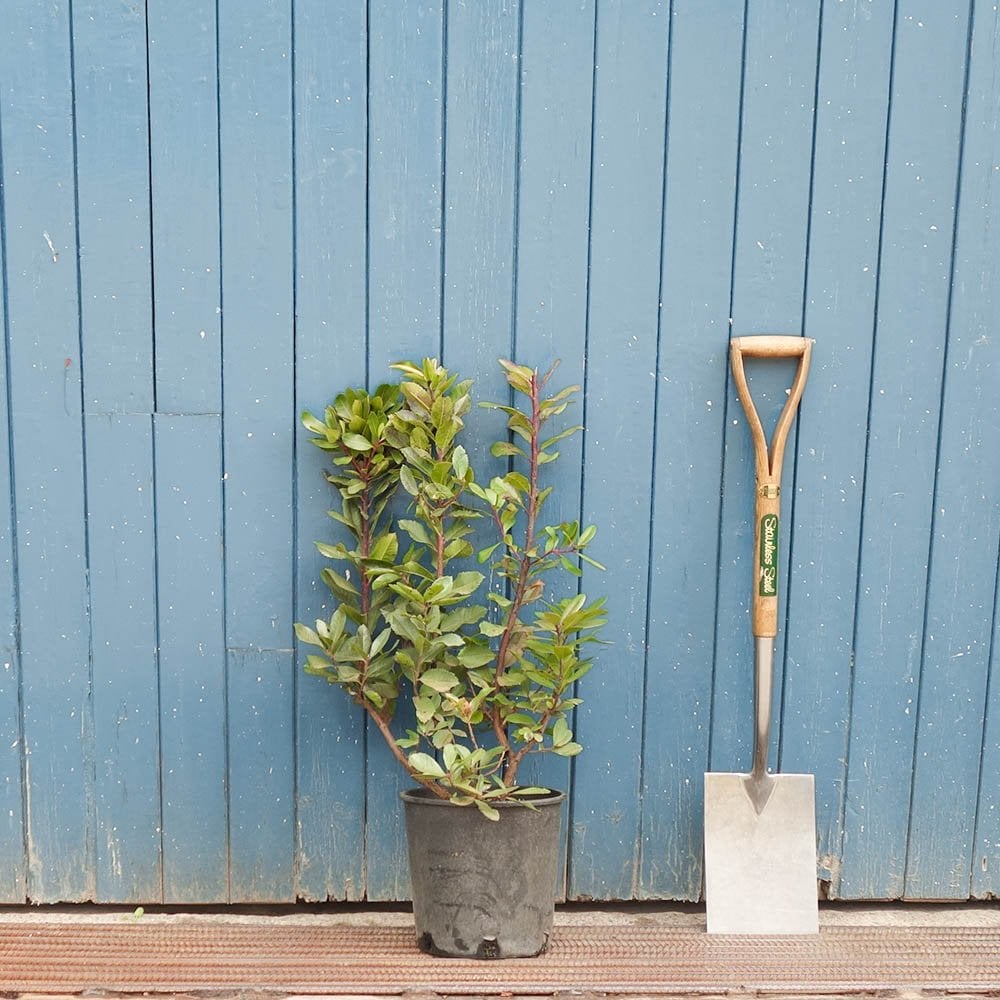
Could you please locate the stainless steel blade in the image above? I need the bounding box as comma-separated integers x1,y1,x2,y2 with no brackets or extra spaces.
704,771,818,935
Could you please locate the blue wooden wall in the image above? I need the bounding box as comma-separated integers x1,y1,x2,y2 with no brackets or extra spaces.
0,0,997,903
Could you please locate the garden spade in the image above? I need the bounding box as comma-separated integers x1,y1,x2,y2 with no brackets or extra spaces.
704,334,817,935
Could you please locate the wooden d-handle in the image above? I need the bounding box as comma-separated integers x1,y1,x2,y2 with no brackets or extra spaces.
730,335,813,637
730,334,811,359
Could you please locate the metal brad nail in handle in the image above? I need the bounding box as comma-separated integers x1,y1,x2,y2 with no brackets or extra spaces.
730,335,813,791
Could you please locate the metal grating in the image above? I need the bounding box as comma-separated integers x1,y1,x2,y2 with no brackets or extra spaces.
2,919,1000,995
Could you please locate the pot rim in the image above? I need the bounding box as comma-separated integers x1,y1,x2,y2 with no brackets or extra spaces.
400,786,565,808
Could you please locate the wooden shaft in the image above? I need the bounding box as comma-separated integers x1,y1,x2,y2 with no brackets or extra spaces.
730,335,813,638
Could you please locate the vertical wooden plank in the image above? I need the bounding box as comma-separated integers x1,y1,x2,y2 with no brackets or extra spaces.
292,0,368,902
72,0,153,414
147,0,225,905
513,0,593,372
975,567,1000,898
840,0,971,900
0,179,26,901
570,0,668,901
218,0,295,903
148,0,222,415
969,0,1000,900
710,0,820,785
364,0,445,901
440,0,520,443
0,1,95,903
786,0,895,898
368,0,444,360
72,0,161,903
511,0,596,897
227,648,295,901
639,0,743,901
85,417,160,901
907,0,997,900
156,414,227,902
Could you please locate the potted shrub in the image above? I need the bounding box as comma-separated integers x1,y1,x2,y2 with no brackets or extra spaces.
296,357,606,958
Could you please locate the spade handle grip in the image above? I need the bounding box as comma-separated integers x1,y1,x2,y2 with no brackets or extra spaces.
730,336,813,637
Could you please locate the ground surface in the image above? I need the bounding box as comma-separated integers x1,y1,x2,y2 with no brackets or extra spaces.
1,904,998,1000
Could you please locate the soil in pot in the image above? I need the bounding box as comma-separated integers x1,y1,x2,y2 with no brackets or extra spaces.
401,787,565,959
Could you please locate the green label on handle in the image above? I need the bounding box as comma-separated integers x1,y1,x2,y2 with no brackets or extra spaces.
759,513,778,598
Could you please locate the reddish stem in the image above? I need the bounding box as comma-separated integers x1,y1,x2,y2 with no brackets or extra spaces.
368,707,449,799
436,524,445,579
493,371,547,784
495,370,541,682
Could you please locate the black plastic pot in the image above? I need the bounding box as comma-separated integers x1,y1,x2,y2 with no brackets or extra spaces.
401,787,565,959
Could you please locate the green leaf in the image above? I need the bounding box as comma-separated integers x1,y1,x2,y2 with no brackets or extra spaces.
552,741,583,757
440,605,487,631
507,412,534,442
315,541,351,560
451,571,485,596
505,471,531,495
541,424,583,450
424,576,455,604
458,645,494,669
443,539,473,561
294,622,321,646
321,567,360,597
542,383,581,406
388,582,425,605
475,799,501,821
401,381,433,414
341,432,373,451
551,717,572,747
399,519,433,545
490,441,525,459
399,465,419,497
498,358,535,394
477,543,501,564
301,411,328,435
443,743,469,771
452,445,470,480
435,421,458,454
431,728,454,749
408,752,445,778
370,532,399,563
328,607,347,647
505,712,538,726
384,606,421,642
431,393,454,428
304,654,331,677
479,621,507,638
389,360,425,379
559,555,583,577
420,668,460,693
369,628,392,658
414,696,437,723
337,664,361,683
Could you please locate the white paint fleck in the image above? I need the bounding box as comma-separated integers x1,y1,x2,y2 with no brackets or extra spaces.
42,231,59,262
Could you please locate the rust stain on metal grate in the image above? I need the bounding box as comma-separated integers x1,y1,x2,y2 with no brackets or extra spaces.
1,921,999,995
